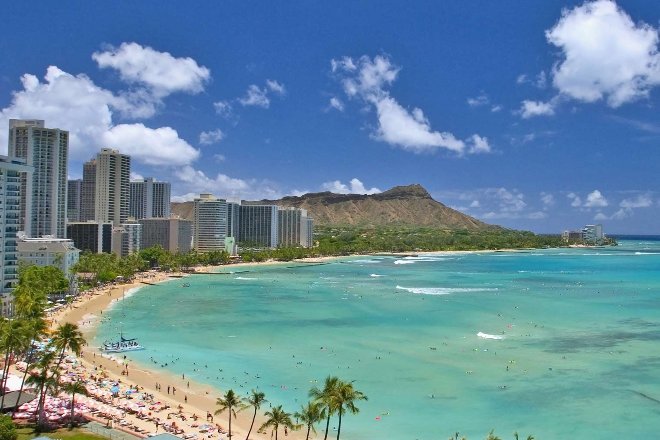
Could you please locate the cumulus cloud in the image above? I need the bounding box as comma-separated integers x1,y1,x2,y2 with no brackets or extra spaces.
266,79,286,95
102,124,199,166
332,54,489,155
92,42,210,98
321,178,381,195
199,129,224,145
546,0,660,107
519,99,556,118
467,135,491,154
541,193,555,208
620,193,652,208
0,65,196,166
584,190,608,208
173,165,281,202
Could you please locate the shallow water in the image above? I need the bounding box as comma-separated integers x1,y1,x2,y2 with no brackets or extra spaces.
96,240,660,439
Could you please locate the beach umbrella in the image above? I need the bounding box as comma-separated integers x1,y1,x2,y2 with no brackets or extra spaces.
111,385,120,394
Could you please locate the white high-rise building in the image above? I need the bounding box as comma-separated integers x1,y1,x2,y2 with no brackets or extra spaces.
94,149,130,226
80,159,96,221
193,194,227,252
129,177,171,219
0,156,33,316
8,119,68,238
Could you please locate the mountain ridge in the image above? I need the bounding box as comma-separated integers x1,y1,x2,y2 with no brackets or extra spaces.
171,184,493,230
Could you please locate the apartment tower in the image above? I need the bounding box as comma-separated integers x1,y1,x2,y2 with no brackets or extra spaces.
94,149,130,226
7,119,68,238
129,177,171,219
193,194,227,252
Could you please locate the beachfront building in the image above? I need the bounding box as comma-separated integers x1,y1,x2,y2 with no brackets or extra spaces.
0,156,33,316
561,230,584,243
129,177,171,219
80,159,97,221
239,204,278,248
17,233,80,295
67,179,82,222
227,202,240,241
8,119,68,238
304,216,314,248
94,148,131,226
112,221,142,257
139,217,193,253
193,194,228,252
277,207,314,248
66,221,113,254
582,224,604,245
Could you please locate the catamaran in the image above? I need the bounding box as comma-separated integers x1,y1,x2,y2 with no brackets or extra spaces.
101,334,144,353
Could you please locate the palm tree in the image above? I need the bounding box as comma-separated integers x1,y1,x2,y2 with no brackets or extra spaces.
48,322,85,373
0,318,29,410
295,401,325,440
309,375,340,440
25,355,58,430
514,433,534,440
62,380,88,428
215,389,242,439
333,381,367,440
14,316,47,412
259,405,296,440
241,389,266,440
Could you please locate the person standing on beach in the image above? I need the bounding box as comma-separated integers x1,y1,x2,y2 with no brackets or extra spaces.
168,386,170,394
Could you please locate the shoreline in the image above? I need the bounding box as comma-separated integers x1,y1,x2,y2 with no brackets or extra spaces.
55,266,315,440
51,247,566,439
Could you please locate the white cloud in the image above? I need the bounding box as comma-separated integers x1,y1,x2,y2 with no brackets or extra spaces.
536,71,548,89
239,85,270,108
528,211,547,220
467,94,489,107
371,96,465,153
469,200,480,208
584,189,608,208
213,101,233,118
594,212,609,221
519,99,555,118
516,74,528,84
541,193,555,208
467,135,491,154
610,208,629,220
546,0,660,107
102,123,200,166
329,97,345,112
130,172,144,181
491,105,502,112
199,129,224,145
172,165,281,202
620,194,652,208
266,79,286,95
238,80,286,109
92,42,210,98
0,65,195,167
332,54,488,155
567,192,582,207
213,153,226,163
321,178,381,195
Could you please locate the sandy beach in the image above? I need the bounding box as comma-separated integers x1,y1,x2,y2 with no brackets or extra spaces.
52,264,323,440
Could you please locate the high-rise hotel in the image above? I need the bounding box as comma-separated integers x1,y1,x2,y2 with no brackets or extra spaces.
93,148,131,226
8,119,68,238
129,177,171,219
193,194,228,252
0,156,32,315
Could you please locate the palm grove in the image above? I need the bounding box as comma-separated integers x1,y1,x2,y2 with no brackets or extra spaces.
0,265,87,430
215,375,367,440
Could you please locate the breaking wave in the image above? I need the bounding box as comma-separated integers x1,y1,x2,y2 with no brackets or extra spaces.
395,286,498,295
477,332,505,340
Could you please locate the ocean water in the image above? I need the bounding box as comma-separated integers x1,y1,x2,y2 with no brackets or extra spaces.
95,240,660,439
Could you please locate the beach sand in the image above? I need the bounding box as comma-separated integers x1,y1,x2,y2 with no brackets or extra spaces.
53,266,316,440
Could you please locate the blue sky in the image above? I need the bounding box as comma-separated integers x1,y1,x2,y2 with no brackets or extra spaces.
1,1,659,234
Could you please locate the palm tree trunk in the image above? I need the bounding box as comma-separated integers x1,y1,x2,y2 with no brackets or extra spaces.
323,413,331,440
305,424,311,440
16,335,37,414
0,349,12,410
336,410,343,440
275,428,278,440
69,392,76,429
228,412,232,439
246,408,257,440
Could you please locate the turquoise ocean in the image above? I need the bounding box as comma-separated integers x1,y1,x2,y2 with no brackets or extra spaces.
94,239,660,439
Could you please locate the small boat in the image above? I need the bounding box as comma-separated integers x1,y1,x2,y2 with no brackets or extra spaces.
101,334,144,353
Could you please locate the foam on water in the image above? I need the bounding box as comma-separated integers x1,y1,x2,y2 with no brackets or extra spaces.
396,285,498,295
393,260,415,265
477,332,505,340
235,276,257,280
370,274,385,277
